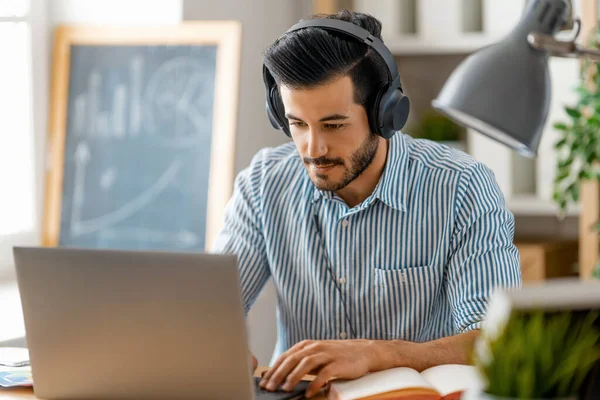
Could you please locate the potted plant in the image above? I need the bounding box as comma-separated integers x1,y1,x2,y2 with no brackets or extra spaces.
408,109,466,151
552,26,600,278
470,310,600,400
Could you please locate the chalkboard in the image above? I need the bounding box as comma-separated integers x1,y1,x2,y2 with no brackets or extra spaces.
43,23,242,252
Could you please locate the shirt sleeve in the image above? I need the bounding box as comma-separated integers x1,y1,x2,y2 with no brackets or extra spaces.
446,162,522,333
211,151,271,315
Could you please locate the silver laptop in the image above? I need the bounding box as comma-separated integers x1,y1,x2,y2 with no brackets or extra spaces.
12,246,256,400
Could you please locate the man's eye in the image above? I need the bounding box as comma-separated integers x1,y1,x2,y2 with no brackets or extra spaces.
290,121,306,127
324,123,344,130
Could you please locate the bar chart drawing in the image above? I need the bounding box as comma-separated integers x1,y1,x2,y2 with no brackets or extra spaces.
129,55,143,136
71,56,145,139
70,55,212,147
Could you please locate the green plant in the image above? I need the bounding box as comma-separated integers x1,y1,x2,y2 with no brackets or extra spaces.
553,26,600,281
553,26,600,219
409,110,463,142
593,263,600,279
474,311,600,399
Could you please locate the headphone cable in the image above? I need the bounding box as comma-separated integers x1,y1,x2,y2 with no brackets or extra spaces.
312,204,357,340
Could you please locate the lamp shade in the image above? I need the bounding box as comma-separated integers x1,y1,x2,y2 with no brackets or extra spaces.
432,0,570,157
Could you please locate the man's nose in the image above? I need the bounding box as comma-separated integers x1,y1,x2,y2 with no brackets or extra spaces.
307,129,328,159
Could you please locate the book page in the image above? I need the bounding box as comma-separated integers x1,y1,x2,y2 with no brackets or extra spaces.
329,367,437,400
420,364,484,399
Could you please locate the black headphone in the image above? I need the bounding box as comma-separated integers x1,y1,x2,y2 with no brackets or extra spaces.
263,18,410,140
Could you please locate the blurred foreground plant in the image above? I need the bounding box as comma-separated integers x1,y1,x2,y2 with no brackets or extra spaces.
473,311,600,399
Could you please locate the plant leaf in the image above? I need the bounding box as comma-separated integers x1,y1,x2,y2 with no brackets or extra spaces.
566,107,581,119
558,157,574,168
555,137,569,149
555,168,571,182
589,115,600,126
554,122,569,131
579,170,593,180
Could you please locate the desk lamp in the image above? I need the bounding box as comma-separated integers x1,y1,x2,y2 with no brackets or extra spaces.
432,0,600,158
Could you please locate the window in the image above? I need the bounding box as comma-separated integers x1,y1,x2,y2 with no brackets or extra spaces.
0,0,42,278
0,0,35,237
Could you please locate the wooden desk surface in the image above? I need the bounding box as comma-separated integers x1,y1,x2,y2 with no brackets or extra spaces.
0,367,327,399
0,387,33,400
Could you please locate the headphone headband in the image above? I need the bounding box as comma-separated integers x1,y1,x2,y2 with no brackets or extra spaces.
282,19,402,90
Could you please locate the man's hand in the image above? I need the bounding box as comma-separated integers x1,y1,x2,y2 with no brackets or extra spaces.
259,340,377,398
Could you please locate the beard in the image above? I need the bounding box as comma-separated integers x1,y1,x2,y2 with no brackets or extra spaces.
304,133,380,192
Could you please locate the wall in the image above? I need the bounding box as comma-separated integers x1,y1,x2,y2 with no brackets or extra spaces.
183,0,312,367
395,53,468,135
48,0,182,25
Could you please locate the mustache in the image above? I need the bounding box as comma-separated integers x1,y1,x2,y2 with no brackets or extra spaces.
303,157,344,167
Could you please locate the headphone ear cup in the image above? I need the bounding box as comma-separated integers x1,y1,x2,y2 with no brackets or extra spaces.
380,87,410,139
269,86,291,137
266,98,281,131
368,83,389,137
263,64,291,137
369,82,391,139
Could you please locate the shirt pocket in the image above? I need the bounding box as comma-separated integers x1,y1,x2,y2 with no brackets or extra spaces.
369,265,441,341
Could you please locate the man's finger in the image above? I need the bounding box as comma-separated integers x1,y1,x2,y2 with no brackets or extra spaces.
306,365,337,398
260,353,287,383
282,354,329,392
260,340,313,385
264,348,313,391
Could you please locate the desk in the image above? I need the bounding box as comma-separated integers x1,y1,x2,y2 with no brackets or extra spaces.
0,367,327,399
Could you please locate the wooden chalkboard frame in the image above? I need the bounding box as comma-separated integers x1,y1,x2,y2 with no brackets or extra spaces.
43,22,242,251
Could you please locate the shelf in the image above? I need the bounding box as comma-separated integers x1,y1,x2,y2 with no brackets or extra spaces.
353,0,525,56
507,195,580,217
384,36,498,55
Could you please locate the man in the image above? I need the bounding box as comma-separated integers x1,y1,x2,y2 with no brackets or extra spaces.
213,10,521,399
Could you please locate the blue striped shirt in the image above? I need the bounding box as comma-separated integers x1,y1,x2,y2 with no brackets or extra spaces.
213,132,522,362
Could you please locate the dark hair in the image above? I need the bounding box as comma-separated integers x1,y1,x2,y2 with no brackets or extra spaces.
263,10,390,113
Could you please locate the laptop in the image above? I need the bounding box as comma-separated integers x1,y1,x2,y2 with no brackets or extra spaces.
13,246,309,400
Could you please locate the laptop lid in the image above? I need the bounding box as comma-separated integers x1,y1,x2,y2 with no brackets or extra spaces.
13,246,254,400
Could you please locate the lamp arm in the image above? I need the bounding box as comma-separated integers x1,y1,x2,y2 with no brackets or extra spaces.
571,45,600,62
528,32,600,62
528,13,600,63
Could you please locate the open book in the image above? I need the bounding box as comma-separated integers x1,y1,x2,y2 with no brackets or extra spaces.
327,364,484,400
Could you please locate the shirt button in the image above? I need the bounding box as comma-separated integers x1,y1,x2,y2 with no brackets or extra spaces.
338,277,346,284
341,220,349,228
339,332,347,339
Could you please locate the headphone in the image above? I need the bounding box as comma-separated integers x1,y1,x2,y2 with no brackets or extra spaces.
263,18,410,140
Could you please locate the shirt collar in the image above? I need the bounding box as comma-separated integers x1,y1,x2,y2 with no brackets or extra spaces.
312,133,409,212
